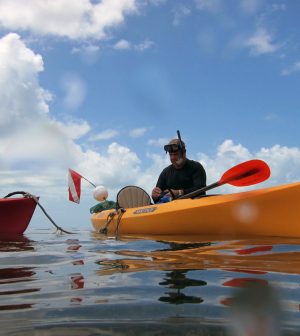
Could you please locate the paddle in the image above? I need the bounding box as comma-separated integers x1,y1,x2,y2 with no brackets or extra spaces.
178,159,271,199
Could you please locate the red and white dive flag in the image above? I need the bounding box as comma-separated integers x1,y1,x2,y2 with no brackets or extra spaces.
68,169,82,204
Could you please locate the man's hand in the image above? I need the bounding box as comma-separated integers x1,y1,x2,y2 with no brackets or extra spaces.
164,189,183,198
152,187,162,200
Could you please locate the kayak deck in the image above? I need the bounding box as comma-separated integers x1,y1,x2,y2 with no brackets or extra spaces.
91,182,300,238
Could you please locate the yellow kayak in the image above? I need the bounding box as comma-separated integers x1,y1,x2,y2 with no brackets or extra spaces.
91,181,300,238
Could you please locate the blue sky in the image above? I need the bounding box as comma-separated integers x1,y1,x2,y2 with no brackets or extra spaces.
1,0,300,229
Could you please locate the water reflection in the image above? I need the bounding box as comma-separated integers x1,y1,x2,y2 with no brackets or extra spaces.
223,277,268,288
0,302,33,311
0,234,37,310
70,274,84,290
159,270,206,304
158,241,212,251
229,282,282,336
94,235,300,325
0,266,38,311
0,234,34,252
0,267,36,284
96,237,300,275
220,275,269,307
66,239,82,252
1,230,300,334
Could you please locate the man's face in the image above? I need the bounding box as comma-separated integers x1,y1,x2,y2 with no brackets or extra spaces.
169,150,180,165
164,142,186,168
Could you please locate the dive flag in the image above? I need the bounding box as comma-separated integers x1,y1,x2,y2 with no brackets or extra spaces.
68,169,81,203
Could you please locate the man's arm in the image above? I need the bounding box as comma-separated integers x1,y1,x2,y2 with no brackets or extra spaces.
151,169,167,202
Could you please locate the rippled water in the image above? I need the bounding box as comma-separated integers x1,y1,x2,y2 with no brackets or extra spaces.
1,228,300,335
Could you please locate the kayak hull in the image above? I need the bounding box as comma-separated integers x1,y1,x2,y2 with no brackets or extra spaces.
91,182,300,238
0,197,37,234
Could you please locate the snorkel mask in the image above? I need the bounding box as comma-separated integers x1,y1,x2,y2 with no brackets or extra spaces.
164,143,185,154
164,131,186,167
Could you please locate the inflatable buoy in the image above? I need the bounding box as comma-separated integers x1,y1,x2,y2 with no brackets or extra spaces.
93,186,108,202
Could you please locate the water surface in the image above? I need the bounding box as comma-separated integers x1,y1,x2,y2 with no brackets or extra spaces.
1,228,300,335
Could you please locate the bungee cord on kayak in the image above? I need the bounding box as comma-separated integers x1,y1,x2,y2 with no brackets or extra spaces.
99,210,116,234
99,208,126,235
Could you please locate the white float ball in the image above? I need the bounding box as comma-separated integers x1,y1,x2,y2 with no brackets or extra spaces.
93,186,108,201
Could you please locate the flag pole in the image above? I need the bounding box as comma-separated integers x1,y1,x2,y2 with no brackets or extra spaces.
81,176,96,188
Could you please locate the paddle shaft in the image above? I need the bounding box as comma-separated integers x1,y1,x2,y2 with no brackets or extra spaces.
178,169,259,199
178,182,220,199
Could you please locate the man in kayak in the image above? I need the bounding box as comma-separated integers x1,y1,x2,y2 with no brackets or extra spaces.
151,138,206,203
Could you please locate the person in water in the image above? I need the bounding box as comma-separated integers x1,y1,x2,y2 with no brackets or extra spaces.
151,138,206,203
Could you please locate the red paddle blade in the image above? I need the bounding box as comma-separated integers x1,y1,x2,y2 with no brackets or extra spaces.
220,159,271,187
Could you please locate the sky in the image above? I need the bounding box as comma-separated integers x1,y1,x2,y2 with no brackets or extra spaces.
1,0,300,230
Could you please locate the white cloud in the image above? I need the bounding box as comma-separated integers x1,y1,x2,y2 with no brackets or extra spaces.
114,39,131,50
258,145,300,184
136,152,169,192
245,28,280,56
281,61,300,76
60,73,87,110
0,120,88,168
195,0,221,13
148,137,168,146
0,34,91,173
90,129,119,141
0,33,51,128
271,4,286,12
196,140,252,184
196,139,300,193
129,128,147,138
217,139,251,159
240,0,263,15
57,120,91,140
147,0,167,5
173,5,191,26
113,39,154,52
263,113,279,121
134,39,154,52
71,44,100,64
0,0,137,40
76,142,141,190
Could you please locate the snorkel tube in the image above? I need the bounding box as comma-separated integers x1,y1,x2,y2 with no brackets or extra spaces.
177,130,184,155
175,130,186,167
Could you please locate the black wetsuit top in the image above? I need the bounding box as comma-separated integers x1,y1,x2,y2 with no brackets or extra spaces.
155,159,206,199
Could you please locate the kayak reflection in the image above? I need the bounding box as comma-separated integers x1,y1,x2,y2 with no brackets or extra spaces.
0,234,34,252
159,269,206,304
0,266,39,311
95,238,300,276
